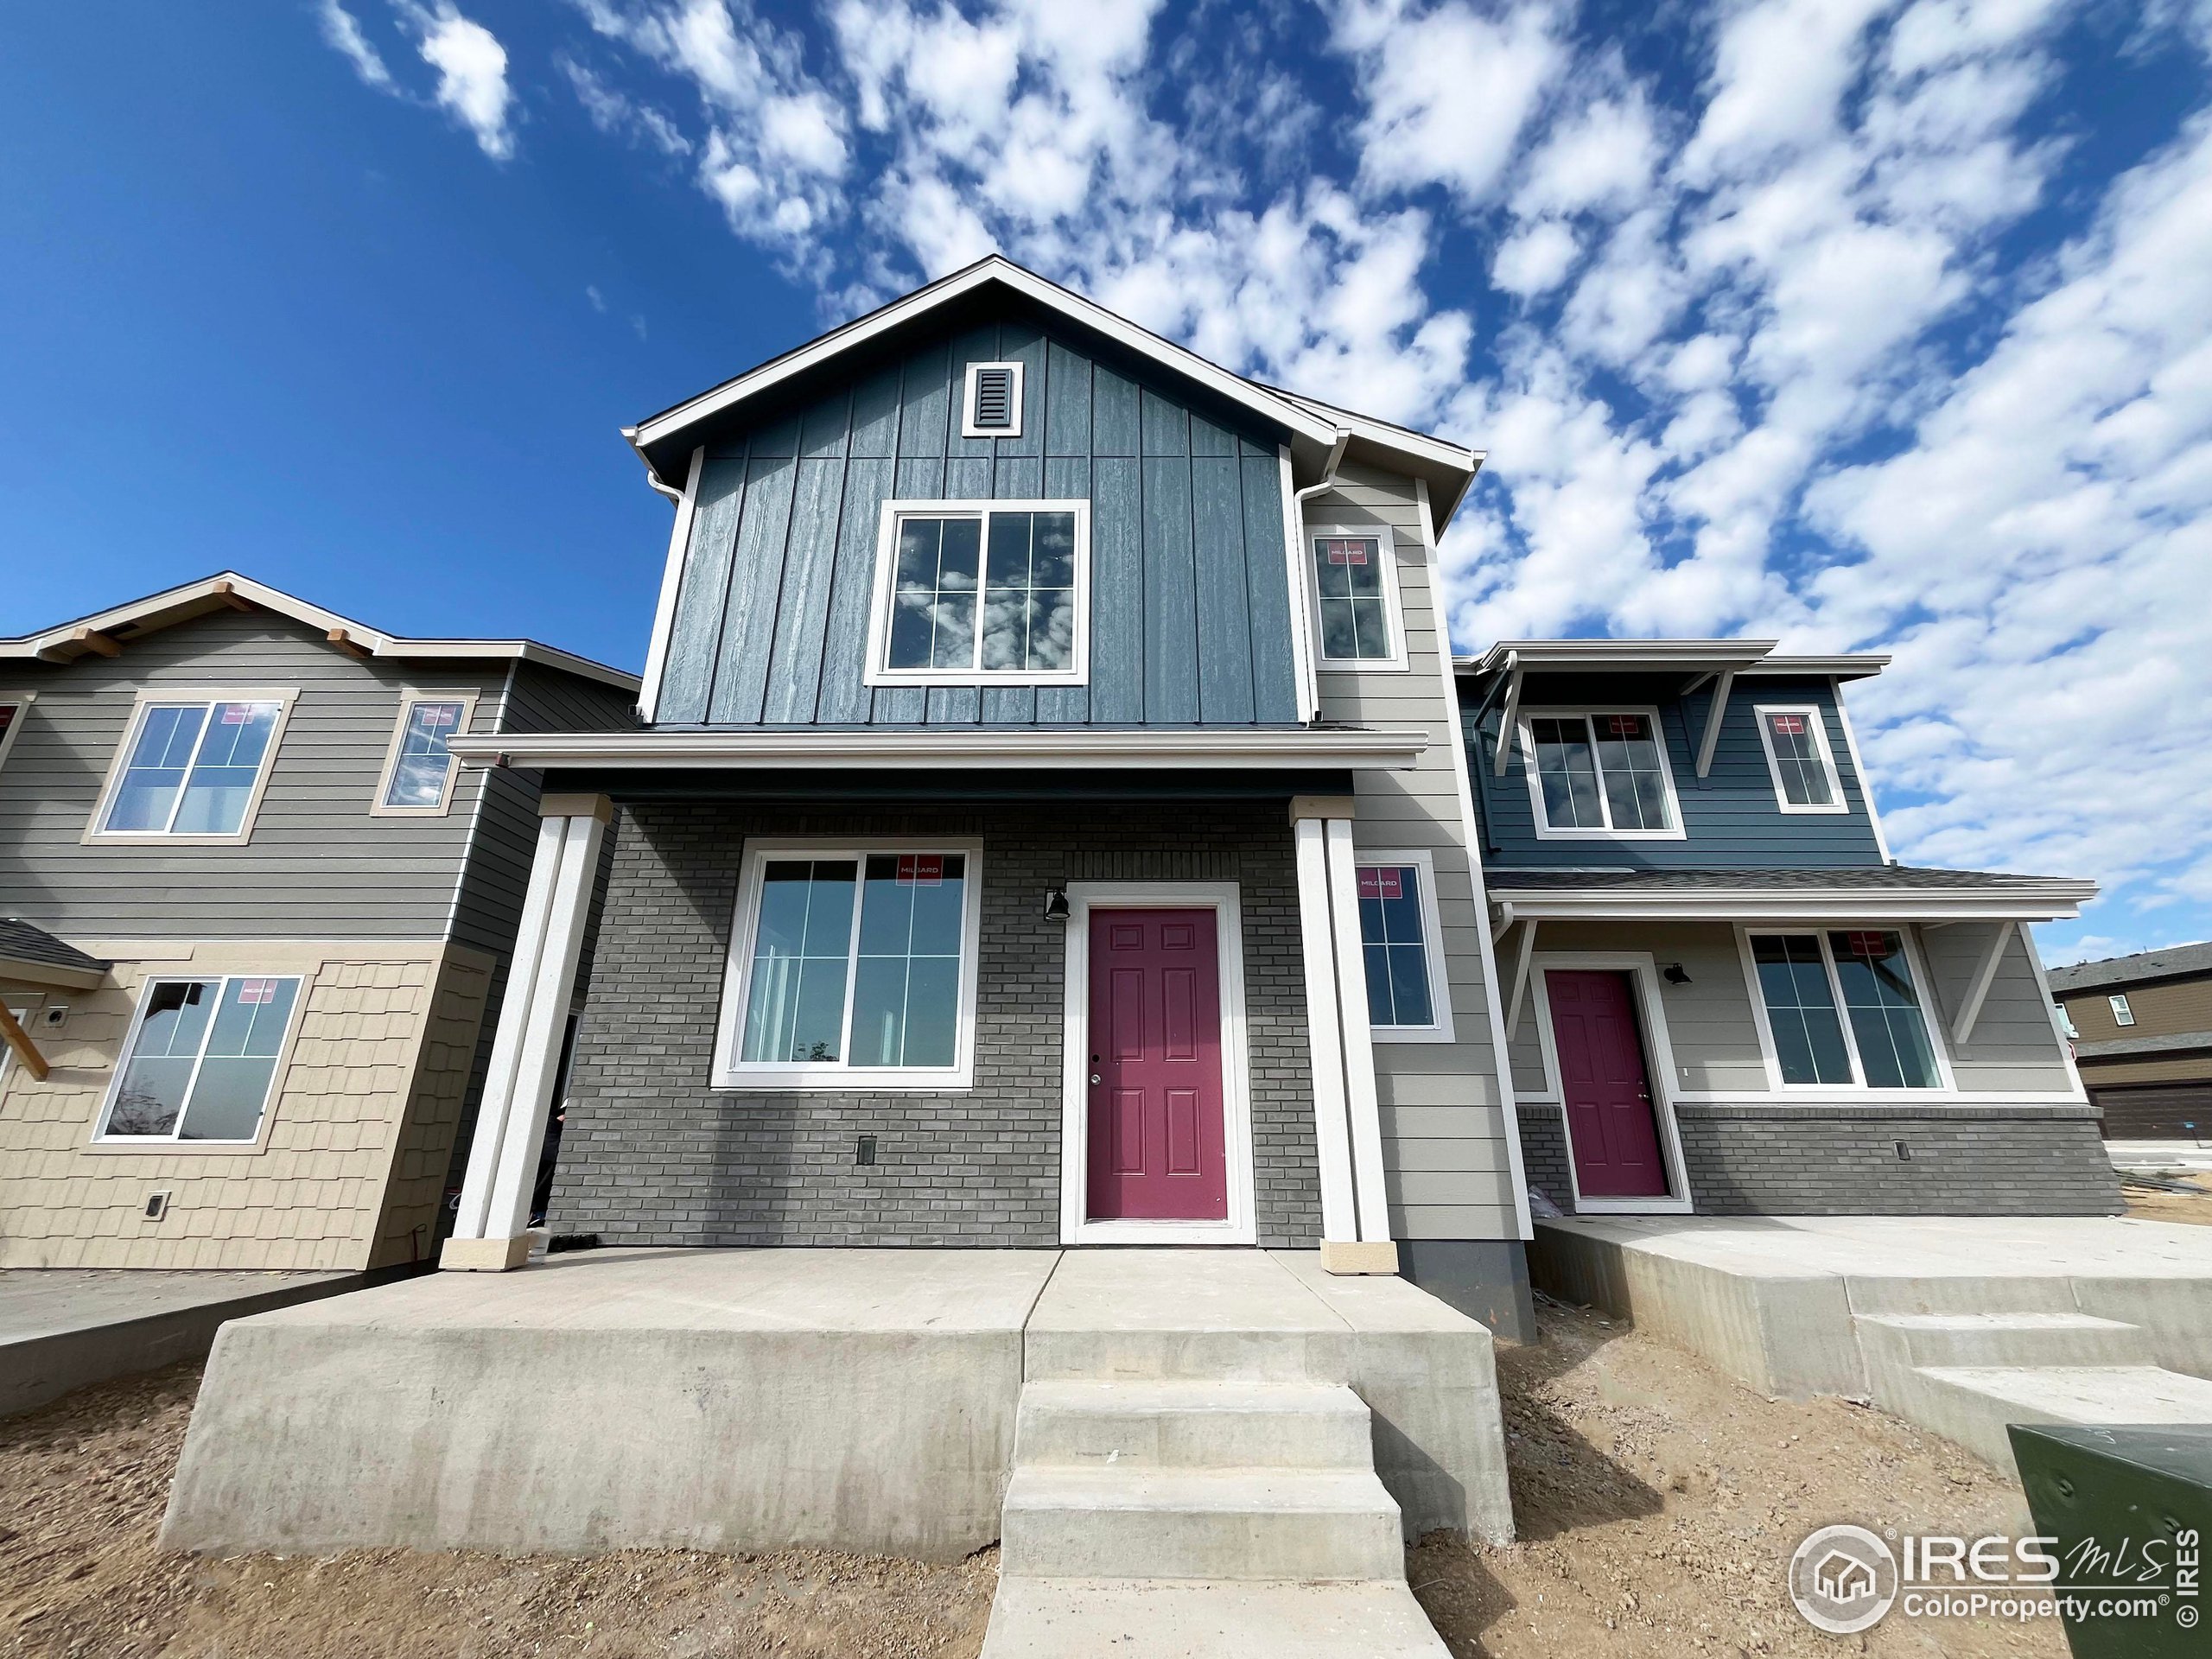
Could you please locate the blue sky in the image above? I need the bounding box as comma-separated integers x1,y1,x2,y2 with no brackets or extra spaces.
3,1,2209,965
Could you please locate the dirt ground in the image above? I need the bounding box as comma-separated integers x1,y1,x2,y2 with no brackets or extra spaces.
2121,1167,2212,1225
3,1305,2064,1658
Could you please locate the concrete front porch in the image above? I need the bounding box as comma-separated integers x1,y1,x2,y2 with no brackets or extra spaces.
1533,1214,2212,1468
161,1246,1512,1567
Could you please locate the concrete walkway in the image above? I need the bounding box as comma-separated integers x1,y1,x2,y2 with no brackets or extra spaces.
1,1268,359,1417
1533,1215,2212,1468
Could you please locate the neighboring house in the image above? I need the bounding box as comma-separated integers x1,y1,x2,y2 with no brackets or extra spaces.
1459,639,2117,1217
435,256,1540,1336
2048,943,2212,1140
0,575,637,1270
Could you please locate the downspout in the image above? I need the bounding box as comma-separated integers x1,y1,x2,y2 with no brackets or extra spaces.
1287,431,1351,724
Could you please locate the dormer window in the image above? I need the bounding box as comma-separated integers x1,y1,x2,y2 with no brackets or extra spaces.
1756,704,1846,813
962,362,1024,438
1518,707,1685,840
865,499,1090,686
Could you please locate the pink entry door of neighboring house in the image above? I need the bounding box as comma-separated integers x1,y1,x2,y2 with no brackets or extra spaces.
1547,969,1671,1199
1086,908,1229,1222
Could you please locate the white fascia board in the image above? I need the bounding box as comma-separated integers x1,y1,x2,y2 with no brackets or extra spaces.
1486,885,2099,922
1469,639,1781,677
1741,654,1892,680
0,953,108,991
445,727,1429,772
372,640,640,692
630,257,1339,467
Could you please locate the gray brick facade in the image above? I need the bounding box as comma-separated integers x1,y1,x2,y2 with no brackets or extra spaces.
1520,1100,2122,1216
549,799,1324,1249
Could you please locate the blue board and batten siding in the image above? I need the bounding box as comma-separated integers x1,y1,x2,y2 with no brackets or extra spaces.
1462,673,1887,868
653,315,1300,728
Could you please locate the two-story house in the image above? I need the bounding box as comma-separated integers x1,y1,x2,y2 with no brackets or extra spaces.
432,257,1539,1337
1459,640,2117,1216
2049,942,2212,1141
0,574,636,1271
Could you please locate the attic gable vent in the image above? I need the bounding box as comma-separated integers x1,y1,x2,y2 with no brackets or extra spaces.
962,362,1023,438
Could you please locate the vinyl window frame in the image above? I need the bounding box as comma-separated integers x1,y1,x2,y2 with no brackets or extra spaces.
0,692,31,778
1736,924,1956,1096
84,687,299,847
1304,520,1409,673
1753,702,1847,815
369,690,480,817
1516,705,1688,842
2109,993,2136,1027
1354,848,1456,1044
861,499,1092,689
960,361,1026,438
712,838,986,1091
91,971,309,1148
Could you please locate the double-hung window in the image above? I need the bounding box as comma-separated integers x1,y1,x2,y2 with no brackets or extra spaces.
867,502,1088,685
716,843,983,1088
2109,994,2135,1027
1522,709,1682,837
1355,852,1454,1042
1755,705,1846,812
1747,929,1944,1090
97,975,303,1143
374,694,475,815
1306,524,1406,670
92,691,292,842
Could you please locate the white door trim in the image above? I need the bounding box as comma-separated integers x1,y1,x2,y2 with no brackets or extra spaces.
1059,880,1258,1247
1529,951,1695,1216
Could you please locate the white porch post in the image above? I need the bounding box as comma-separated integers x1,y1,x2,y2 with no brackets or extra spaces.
442,792,613,1271
1290,796,1399,1275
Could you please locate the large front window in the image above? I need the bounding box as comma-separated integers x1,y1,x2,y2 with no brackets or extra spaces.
96,696,287,839
1524,710,1680,836
97,975,302,1142
721,845,981,1086
1750,930,1942,1090
869,502,1087,684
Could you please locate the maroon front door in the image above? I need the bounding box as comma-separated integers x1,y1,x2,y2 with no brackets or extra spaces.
1086,908,1228,1222
1548,970,1669,1198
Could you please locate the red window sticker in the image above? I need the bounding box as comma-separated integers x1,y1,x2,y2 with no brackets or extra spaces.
220,704,252,724
0,706,15,734
1605,715,1644,738
419,704,458,728
237,977,279,1005
1357,867,1404,901
1325,539,1370,566
1840,931,1891,958
896,854,944,887
1769,715,1805,736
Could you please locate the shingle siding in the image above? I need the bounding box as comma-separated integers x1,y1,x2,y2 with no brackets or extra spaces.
549,798,1324,1248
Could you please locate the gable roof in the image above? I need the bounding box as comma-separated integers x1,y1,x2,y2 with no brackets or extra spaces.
0,918,110,990
2049,940,2212,995
624,255,1479,523
0,572,640,692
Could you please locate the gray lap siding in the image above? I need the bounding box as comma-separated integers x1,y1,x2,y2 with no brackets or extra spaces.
549,798,1323,1248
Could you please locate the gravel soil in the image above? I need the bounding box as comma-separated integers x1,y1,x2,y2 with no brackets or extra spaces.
4,1303,2063,1657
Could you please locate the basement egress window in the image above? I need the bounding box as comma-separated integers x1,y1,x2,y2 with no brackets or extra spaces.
866,502,1090,686
96,975,303,1143
716,844,983,1089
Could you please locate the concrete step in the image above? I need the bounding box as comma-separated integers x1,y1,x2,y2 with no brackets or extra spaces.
1000,1465,1405,1582
1855,1312,2155,1370
982,1577,1449,1657
1904,1364,2212,1467
1845,1276,2082,1318
1014,1381,1373,1471
1024,1326,1344,1383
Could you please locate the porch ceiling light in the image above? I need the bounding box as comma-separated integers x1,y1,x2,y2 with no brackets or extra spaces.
1044,886,1071,923
1663,963,1692,985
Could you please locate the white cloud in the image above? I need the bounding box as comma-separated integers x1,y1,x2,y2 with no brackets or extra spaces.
399,2,517,161
561,56,690,155
319,0,394,91
1491,220,1577,297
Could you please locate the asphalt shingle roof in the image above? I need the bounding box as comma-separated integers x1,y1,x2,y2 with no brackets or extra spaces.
1483,864,2082,893
2048,940,2212,995
0,918,111,976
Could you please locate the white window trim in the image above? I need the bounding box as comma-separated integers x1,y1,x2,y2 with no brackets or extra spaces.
1753,702,1847,815
1516,704,1688,842
369,690,480,817
2109,993,2135,1027
1058,880,1257,1247
960,361,1026,438
1736,923,1958,1096
0,690,32,777
712,838,985,1091
861,499,1091,688
1305,520,1409,673
84,686,300,847
1354,848,1456,1045
91,971,309,1148
1527,952,1694,1215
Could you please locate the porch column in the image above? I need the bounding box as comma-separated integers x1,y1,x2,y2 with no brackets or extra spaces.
442,792,612,1271
1290,796,1399,1274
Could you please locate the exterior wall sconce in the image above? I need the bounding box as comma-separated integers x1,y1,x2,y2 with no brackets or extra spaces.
1044,886,1071,922
1662,963,1692,985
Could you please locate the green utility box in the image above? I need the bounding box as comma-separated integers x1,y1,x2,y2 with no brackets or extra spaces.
2009,1423,2212,1659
